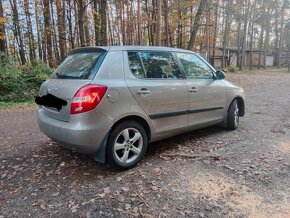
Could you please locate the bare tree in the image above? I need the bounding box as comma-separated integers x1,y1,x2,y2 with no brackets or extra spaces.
10,0,26,64
99,0,107,45
155,0,161,46
56,0,67,61
78,0,86,46
221,0,233,68
0,0,6,53
187,0,207,50
24,0,36,61
34,0,43,60
43,0,54,67
240,0,251,71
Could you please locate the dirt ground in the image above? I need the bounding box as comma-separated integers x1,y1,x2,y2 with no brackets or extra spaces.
1,69,290,218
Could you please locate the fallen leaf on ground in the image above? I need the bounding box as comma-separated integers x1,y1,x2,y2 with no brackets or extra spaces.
70,204,79,213
103,186,110,194
117,195,124,202
97,193,106,198
36,199,46,210
121,186,130,192
51,192,59,197
70,180,78,187
143,214,154,218
125,203,131,210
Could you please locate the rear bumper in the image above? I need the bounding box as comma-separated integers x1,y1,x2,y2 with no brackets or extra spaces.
37,108,113,154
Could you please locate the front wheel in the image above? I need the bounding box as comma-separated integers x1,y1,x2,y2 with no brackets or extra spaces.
227,100,240,130
106,121,148,170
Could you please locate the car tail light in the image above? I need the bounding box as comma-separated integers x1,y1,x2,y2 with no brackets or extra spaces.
70,84,108,114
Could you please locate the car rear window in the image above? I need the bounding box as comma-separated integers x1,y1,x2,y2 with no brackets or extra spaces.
51,51,107,80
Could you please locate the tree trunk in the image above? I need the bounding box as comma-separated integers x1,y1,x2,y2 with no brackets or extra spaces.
50,2,60,64
10,0,26,65
240,0,250,71
93,0,100,45
187,0,207,50
205,2,210,61
277,0,286,68
0,0,6,53
274,4,279,67
24,0,36,62
155,0,161,46
43,0,54,67
78,0,85,46
56,0,67,61
34,0,43,60
176,2,182,48
286,22,290,72
126,1,132,44
83,0,91,45
137,0,141,45
288,43,290,72
236,0,241,68
99,0,107,45
107,2,114,45
212,0,219,67
163,0,169,46
221,0,232,68
258,1,266,69
249,5,255,70
263,1,270,68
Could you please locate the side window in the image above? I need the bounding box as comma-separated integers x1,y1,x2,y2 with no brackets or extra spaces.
176,53,213,79
128,51,182,79
128,52,146,79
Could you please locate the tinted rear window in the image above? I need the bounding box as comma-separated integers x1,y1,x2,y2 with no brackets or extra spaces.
51,52,107,79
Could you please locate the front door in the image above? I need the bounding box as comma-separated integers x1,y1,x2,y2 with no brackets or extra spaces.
124,51,188,134
176,53,227,127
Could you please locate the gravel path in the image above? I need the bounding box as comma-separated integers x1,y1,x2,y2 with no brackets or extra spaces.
1,70,290,217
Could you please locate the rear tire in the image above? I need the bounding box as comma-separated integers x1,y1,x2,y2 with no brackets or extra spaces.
227,99,240,130
106,121,147,170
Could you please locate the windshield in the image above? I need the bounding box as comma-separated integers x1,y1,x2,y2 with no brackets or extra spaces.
51,51,107,79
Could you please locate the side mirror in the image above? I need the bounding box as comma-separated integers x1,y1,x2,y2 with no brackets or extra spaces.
214,70,225,80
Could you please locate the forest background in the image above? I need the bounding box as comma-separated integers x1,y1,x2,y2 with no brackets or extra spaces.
0,0,289,102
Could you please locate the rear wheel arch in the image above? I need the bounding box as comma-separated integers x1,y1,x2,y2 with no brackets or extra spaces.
93,115,151,164
111,115,151,141
106,118,149,170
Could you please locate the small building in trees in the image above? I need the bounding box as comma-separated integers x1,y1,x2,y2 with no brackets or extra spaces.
202,47,275,69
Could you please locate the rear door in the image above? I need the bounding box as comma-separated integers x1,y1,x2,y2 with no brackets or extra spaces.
124,51,188,134
176,53,226,127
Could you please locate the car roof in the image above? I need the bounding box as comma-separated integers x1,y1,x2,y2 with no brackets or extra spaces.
69,46,195,55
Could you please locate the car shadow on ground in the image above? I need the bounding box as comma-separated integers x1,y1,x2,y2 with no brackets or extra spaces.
1,124,228,188
146,125,226,157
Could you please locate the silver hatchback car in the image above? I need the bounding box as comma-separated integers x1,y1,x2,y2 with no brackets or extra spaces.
37,46,245,170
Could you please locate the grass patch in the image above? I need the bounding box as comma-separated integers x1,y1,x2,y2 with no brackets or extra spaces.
229,67,289,74
0,100,35,108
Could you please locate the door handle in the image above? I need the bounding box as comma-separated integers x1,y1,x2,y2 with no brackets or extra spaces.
189,87,198,93
137,89,150,94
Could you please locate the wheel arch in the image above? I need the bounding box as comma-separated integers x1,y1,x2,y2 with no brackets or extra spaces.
111,115,152,141
229,97,245,117
92,115,152,164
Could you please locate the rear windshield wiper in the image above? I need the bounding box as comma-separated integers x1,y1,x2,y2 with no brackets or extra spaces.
55,72,80,79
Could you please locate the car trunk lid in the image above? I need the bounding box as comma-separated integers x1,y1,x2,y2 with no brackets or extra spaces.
38,79,91,122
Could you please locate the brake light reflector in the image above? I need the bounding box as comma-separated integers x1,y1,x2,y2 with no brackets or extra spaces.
70,84,108,114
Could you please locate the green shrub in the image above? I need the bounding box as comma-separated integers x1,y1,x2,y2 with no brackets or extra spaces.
226,65,239,72
0,53,54,102
0,53,28,102
22,61,54,97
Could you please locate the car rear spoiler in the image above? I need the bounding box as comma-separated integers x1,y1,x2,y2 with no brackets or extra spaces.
69,47,109,56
